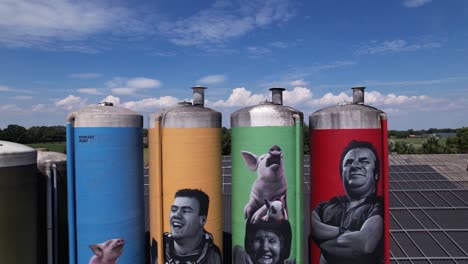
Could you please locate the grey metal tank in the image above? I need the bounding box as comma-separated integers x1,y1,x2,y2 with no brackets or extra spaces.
66,101,143,128
149,87,221,128
310,87,386,129
37,150,68,264
0,141,39,264
231,88,304,127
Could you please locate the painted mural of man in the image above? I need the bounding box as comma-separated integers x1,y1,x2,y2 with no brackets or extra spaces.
164,189,222,264
311,140,384,264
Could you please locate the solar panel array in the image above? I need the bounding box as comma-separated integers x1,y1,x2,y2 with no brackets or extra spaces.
143,154,468,263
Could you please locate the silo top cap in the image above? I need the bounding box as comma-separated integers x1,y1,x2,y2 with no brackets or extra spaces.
0,140,37,167
67,104,142,128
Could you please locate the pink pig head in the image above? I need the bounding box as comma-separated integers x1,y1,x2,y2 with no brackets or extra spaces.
89,238,125,264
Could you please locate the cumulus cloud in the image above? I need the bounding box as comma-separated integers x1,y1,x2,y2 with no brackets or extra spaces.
98,94,180,112
69,73,102,79
356,39,442,55
291,79,308,86
283,87,312,105
212,87,267,107
78,88,102,95
308,92,352,107
158,0,296,47
55,94,87,110
197,74,226,85
306,90,446,111
403,0,432,8
0,0,149,50
100,95,121,105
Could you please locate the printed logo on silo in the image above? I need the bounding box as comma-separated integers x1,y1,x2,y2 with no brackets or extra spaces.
79,135,95,143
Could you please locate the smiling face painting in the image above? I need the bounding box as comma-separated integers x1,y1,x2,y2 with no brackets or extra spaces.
341,147,379,201
169,196,205,240
252,230,281,264
164,189,222,264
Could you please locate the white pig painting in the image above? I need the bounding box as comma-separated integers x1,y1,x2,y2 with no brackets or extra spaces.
88,238,125,264
241,145,289,223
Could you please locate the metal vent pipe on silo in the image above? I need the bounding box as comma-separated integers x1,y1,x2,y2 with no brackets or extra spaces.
309,86,389,264
0,141,39,264
148,87,223,264
231,88,305,263
66,103,145,264
37,150,68,264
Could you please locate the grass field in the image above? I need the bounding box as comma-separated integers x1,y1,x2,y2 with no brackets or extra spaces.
27,142,67,153
391,137,449,151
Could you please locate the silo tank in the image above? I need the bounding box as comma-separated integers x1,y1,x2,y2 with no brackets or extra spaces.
66,102,145,264
308,87,390,264
148,87,223,264
0,141,39,264
231,88,305,264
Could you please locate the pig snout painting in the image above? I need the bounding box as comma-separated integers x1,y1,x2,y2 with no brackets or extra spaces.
89,238,125,264
241,145,288,221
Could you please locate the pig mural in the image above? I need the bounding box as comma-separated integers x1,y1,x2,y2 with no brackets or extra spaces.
233,145,296,264
241,145,288,223
262,196,288,222
88,238,125,264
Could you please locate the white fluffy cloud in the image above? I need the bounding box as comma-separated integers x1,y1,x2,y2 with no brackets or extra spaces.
101,95,121,105
100,94,179,111
55,95,87,110
291,79,307,86
212,87,267,107
283,87,312,105
197,74,226,85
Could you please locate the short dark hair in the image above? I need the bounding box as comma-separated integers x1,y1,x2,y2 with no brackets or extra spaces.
340,140,380,178
244,220,292,262
175,189,209,217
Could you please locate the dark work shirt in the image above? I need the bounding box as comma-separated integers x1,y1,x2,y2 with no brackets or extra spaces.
314,195,384,264
164,231,222,264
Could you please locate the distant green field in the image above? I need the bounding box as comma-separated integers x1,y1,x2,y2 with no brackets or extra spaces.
391,137,449,150
27,142,66,153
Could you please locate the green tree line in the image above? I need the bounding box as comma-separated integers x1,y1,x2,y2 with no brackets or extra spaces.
2,124,467,154
0,124,66,144
388,128,458,138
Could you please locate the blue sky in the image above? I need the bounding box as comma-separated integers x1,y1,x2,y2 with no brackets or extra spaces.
0,0,467,129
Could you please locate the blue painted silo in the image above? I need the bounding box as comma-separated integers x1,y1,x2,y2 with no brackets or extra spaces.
66,102,144,264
